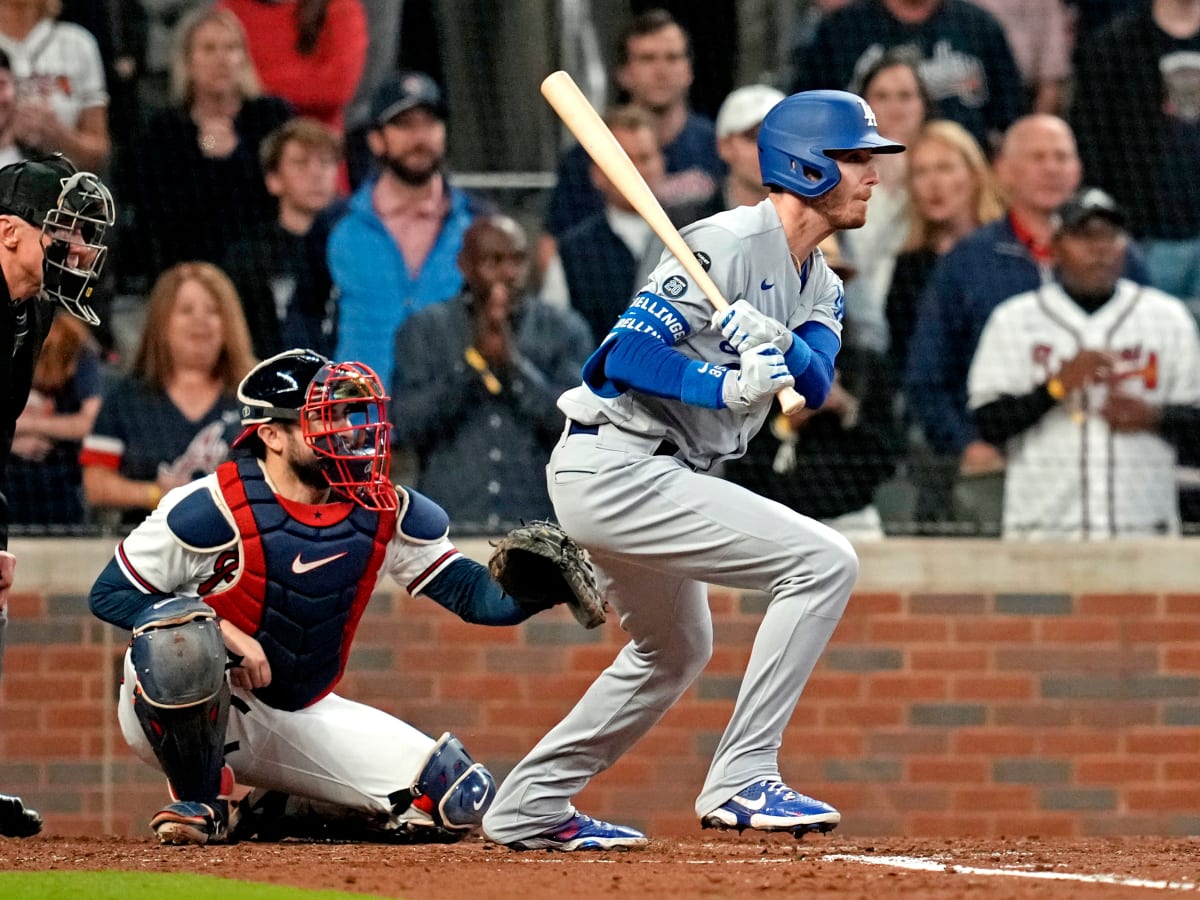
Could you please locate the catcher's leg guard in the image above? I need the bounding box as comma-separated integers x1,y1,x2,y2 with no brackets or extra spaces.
411,732,495,831
129,598,230,806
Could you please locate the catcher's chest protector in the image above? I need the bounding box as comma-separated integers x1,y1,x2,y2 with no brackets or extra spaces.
207,458,396,710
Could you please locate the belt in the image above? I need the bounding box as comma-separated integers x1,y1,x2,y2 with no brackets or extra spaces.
567,420,688,464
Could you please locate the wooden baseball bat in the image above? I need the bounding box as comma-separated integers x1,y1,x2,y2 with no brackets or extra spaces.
540,70,806,414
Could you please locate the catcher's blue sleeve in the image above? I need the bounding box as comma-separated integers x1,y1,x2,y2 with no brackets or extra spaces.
422,557,530,625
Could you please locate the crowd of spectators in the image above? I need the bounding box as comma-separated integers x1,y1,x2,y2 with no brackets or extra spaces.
7,0,1200,541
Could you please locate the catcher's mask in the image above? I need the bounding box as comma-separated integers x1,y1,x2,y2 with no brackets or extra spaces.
41,170,116,325
301,361,396,511
0,154,115,325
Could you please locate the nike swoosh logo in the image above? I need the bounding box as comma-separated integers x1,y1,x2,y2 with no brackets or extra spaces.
291,551,348,574
734,792,767,811
472,785,491,811
760,279,774,290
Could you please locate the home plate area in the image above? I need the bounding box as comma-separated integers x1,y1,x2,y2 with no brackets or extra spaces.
2,834,1198,898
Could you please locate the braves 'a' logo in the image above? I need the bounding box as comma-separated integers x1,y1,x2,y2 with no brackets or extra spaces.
199,549,239,595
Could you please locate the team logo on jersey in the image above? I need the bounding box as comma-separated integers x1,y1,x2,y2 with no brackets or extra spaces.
662,275,688,297
857,97,878,127
198,549,240,595
694,251,712,271
833,284,845,322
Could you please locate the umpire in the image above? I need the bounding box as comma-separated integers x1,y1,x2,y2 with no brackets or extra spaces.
0,153,114,837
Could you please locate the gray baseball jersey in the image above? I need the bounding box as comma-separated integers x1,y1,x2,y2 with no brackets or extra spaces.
558,199,845,469
483,197,859,843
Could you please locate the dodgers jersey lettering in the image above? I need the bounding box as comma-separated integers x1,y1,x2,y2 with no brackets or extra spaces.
558,199,844,469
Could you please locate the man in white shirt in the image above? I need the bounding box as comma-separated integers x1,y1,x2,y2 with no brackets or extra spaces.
969,189,1200,538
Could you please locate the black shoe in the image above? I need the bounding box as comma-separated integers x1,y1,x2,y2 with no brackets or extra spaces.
0,794,43,838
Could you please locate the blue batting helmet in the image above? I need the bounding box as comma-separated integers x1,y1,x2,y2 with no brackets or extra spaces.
758,90,905,199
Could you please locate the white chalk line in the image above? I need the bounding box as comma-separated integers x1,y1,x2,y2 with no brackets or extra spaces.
823,854,1198,891
506,851,1198,890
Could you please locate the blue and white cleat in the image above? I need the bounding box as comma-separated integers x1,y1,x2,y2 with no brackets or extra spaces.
701,780,840,837
503,812,648,852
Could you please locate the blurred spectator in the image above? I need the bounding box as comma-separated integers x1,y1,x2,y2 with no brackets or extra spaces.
968,0,1071,114
223,116,340,359
539,8,724,271
713,83,785,210
124,5,291,285
341,0,401,188
5,312,101,527
219,0,367,135
906,115,1082,472
1065,0,1140,44
969,188,1200,539
329,70,489,388
1070,0,1200,307
726,237,899,541
0,48,23,167
905,114,1082,527
840,48,930,357
111,1,194,116
0,0,110,171
791,0,1026,151
546,105,666,343
80,261,255,523
886,119,1003,395
390,215,592,533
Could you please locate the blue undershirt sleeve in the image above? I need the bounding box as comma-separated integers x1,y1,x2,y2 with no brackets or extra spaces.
790,321,839,408
601,332,728,409
422,557,531,625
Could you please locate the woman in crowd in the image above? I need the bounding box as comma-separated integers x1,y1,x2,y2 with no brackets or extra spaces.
0,0,109,170
127,5,291,283
4,313,102,528
80,262,256,523
885,119,1004,394
219,0,367,134
840,48,930,358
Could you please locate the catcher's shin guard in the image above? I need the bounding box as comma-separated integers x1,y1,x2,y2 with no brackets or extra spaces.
410,732,495,830
130,598,231,804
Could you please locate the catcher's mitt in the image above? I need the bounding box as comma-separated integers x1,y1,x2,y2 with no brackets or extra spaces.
488,520,607,629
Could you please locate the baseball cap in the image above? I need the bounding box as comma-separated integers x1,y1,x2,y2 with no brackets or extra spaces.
369,71,445,127
716,84,786,138
1052,188,1126,235
0,155,73,228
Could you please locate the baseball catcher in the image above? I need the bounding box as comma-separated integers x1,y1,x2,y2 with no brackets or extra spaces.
88,349,593,846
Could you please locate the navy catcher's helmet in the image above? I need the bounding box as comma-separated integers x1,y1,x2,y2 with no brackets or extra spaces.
232,348,332,448
758,90,905,199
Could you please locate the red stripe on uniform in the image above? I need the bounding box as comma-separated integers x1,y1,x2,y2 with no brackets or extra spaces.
117,542,162,594
407,549,460,595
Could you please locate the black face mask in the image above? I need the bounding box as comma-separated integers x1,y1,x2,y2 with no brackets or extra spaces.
39,172,115,325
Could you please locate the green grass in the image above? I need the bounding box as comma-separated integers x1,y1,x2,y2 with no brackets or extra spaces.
0,871,392,899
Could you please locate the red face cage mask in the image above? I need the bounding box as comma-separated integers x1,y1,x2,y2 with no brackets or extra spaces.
301,361,397,511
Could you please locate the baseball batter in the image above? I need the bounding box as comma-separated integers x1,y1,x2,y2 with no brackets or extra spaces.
482,91,904,851
88,350,558,846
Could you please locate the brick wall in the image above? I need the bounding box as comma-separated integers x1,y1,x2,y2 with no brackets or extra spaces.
1,538,1197,838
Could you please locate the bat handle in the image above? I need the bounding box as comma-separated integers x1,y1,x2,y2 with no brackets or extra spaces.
778,386,807,415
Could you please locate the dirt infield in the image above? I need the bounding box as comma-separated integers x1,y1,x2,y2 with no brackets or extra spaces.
2,833,1197,898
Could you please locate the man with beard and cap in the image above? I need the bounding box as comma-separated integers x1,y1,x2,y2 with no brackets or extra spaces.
328,71,490,389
